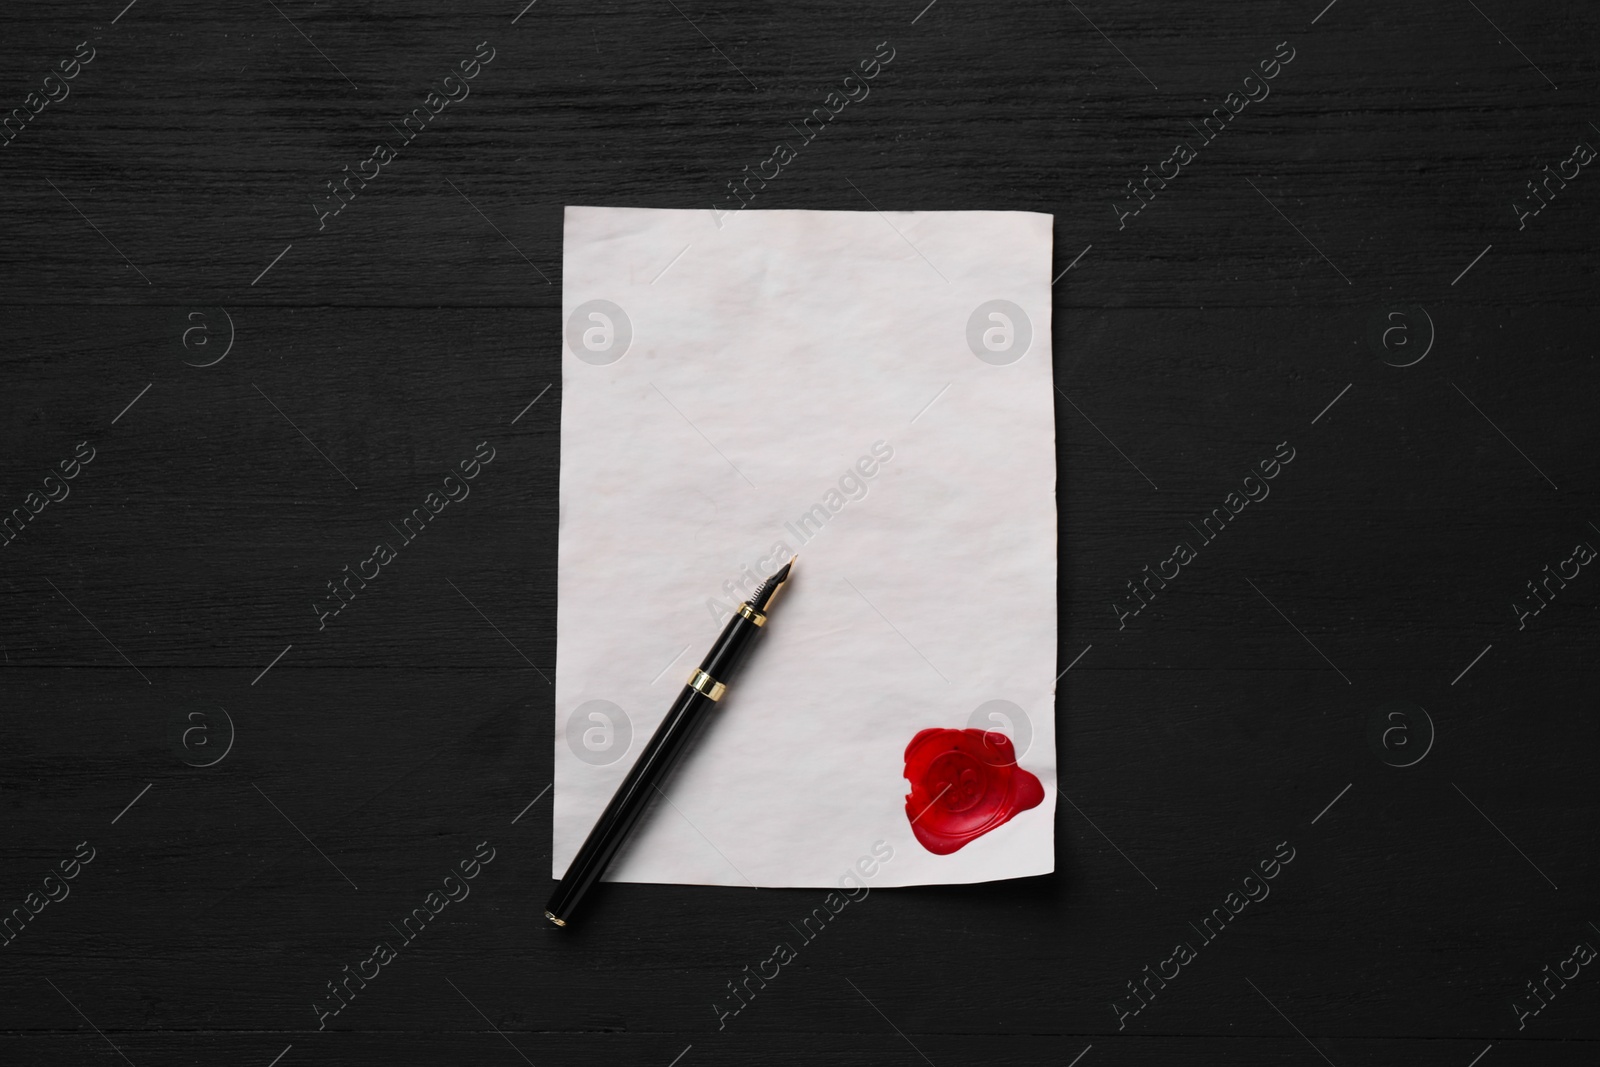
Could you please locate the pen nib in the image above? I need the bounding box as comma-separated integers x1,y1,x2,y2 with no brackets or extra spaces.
750,557,795,611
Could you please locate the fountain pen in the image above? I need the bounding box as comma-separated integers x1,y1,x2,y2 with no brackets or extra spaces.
545,557,796,926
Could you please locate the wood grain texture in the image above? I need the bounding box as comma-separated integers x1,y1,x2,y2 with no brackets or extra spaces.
3,1,1598,1065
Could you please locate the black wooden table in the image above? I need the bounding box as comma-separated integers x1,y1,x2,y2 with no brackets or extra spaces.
3,2,1596,1065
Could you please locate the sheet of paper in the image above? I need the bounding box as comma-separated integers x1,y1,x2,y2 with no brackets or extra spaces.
555,206,1056,887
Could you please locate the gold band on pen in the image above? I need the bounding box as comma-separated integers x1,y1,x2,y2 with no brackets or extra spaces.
737,602,767,626
544,910,568,927
687,668,727,701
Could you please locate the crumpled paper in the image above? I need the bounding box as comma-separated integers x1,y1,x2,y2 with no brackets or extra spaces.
554,206,1056,887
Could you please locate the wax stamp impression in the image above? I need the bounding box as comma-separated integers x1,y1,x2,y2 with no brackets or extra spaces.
903,728,1044,855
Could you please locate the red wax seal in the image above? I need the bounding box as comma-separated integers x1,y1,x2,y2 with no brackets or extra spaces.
903,728,1044,855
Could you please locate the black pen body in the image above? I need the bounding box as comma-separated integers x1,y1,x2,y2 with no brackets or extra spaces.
545,604,768,925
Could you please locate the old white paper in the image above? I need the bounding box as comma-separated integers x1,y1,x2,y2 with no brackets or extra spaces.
555,206,1056,887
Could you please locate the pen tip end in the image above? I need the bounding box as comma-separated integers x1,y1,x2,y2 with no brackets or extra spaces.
751,558,794,610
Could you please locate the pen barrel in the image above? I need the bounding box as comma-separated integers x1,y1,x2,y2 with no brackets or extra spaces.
546,609,765,924
545,684,716,923
698,608,764,682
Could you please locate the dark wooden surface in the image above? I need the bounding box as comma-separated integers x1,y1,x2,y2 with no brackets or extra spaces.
3,1,1597,1065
